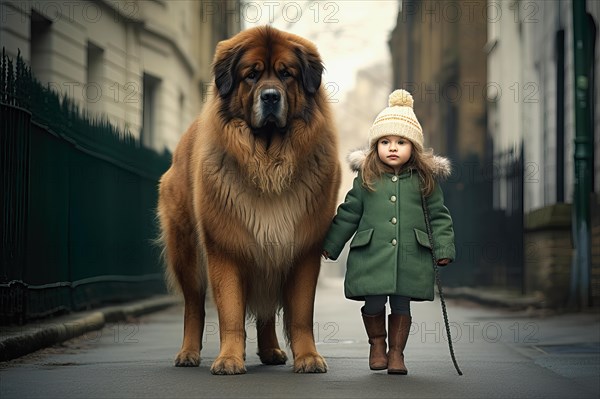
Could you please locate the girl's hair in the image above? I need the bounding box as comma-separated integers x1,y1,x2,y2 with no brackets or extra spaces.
361,140,437,196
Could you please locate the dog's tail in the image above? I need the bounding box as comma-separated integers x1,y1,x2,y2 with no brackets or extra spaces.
154,205,208,299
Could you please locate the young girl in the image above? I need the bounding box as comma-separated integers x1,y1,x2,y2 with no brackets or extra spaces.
322,89,455,375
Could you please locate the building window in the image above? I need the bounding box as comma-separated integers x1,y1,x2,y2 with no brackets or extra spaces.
179,91,185,135
30,10,52,80
142,73,161,148
86,41,104,116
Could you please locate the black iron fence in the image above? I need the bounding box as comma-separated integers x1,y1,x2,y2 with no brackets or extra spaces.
1,50,171,324
441,145,524,292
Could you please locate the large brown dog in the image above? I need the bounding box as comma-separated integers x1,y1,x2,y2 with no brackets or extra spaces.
157,26,340,375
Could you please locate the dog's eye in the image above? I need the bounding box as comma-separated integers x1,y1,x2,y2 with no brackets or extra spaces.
246,71,258,80
280,70,292,79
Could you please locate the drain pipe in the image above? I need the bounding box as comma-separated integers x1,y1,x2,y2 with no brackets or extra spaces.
569,0,593,308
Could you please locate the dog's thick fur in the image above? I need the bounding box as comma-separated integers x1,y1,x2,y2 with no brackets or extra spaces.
157,26,340,375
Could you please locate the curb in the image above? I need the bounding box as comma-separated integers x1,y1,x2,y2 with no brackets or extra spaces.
442,287,546,309
0,296,180,362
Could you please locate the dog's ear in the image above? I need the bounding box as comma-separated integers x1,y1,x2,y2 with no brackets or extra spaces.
295,45,323,95
213,43,244,97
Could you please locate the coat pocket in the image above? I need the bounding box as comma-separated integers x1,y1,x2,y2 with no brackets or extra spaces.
414,228,432,249
350,228,374,248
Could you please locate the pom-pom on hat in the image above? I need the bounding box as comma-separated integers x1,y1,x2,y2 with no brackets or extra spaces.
369,89,423,150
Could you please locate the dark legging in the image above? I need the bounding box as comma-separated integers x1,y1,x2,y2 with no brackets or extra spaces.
363,295,411,316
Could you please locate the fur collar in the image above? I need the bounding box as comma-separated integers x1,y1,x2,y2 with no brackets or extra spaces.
347,148,452,181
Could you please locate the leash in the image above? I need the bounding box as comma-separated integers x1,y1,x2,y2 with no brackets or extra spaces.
420,187,463,376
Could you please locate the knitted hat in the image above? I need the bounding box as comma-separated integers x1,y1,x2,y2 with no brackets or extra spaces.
369,89,423,150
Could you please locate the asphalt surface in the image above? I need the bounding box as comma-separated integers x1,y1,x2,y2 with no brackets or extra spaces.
0,277,599,399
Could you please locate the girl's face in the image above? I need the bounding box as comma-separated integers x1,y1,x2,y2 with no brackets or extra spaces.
377,135,413,173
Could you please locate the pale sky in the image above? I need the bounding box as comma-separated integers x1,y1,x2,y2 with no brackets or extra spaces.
243,0,399,99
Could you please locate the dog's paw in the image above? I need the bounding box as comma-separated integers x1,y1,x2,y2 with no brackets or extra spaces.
258,348,288,365
210,355,247,375
293,352,328,373
174,350,200,367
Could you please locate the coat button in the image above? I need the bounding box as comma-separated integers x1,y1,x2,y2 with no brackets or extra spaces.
391,239,397,246
390,195,397,202
392,176,398,182
391,217,397,225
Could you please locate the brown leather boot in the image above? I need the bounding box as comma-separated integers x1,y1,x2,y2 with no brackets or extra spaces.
387,314,411,375
361,308,388,370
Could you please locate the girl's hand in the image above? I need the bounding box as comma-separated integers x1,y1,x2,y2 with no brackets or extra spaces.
322,251,330,259
437,258,450,266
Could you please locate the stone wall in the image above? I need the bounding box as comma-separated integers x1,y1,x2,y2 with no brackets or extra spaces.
525,198,600,308
524,204,572,307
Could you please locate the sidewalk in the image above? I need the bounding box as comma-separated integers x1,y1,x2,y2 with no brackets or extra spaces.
0,282,595,363
0,295,179,362
2,277,598,399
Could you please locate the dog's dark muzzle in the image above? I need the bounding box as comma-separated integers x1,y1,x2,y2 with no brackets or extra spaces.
261,89,281,107
260,89,281,117
255,88,286,128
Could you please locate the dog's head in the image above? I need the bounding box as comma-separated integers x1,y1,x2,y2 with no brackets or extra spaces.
212,26,324,133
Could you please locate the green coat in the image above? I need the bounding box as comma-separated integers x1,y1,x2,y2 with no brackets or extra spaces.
323,151,455,301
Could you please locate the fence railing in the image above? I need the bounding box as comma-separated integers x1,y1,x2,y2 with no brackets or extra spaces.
1,49,171,324
441,145,524,292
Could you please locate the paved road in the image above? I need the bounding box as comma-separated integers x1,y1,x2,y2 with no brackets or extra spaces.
1,278,599,398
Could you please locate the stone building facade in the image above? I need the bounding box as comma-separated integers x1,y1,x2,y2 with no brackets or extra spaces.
389,0,599,307
1,0,241,151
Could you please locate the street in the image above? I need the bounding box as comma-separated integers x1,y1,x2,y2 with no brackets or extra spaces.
1,277,599,399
